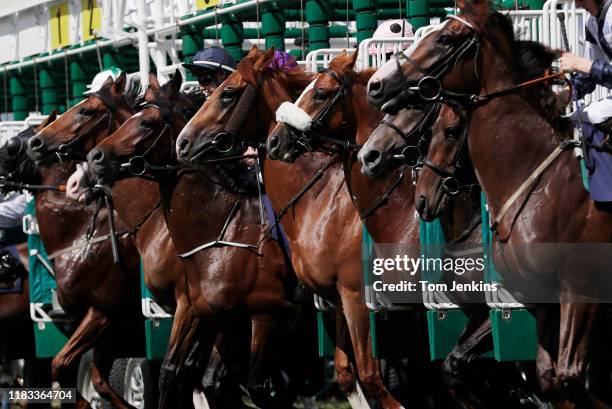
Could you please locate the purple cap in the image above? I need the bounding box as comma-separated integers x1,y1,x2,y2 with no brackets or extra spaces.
268,51,298,71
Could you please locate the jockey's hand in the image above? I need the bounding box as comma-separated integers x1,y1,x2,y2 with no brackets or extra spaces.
560,52,593,74
555,86,572,109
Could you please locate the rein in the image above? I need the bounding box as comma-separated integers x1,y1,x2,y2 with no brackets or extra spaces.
0,178,66,192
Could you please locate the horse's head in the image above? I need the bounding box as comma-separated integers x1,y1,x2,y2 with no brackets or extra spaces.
87,72,188,184
176,46,313,163
28,73,140,166
268,51,373,162
367,0,498,112
358,104,440,178
413,104,476,220
0,111,57,187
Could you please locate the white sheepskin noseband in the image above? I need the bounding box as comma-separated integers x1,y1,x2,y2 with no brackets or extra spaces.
275,102,313,132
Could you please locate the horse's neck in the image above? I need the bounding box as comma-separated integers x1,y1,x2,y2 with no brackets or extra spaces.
111,178,160,231
469,96,566,220
440,189,482,245
364,176,421,243
352,82,383,145
159,169,257,252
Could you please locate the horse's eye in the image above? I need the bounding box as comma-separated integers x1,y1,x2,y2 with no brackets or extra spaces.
438,35,454,45
313,89,328,101
221,88,236,103
445,125,461,140
79,107,96,116
141,120,154,129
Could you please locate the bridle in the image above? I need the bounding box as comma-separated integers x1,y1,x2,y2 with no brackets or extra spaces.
415,107,478,198
388,15,571,110
53,92,118,162
279,68,361,153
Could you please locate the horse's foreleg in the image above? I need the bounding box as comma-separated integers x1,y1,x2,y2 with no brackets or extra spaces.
338,287,403,409
441,311,491,408
557,302,611,409
51,307,110,382
247,313,279,408
91,345,135,409
159,294,200,409
335,307,357,396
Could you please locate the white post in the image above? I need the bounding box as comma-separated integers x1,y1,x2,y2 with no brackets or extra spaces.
136,0,150,89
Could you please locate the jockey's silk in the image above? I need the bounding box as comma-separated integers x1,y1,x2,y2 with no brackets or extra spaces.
582,122,612,201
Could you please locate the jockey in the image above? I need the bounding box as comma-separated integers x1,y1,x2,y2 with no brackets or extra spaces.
183,46,237,97
559,0,612,201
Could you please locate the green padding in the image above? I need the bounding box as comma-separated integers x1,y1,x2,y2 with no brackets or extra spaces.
317,311,335,357
426,309,467,361
490,309,537,361
145,319,173,360
481,192,502,282
362,226,374,287
370,310,378,358
581,159,590,192
420,219,445,281
34,322,68,358
26,200,55,305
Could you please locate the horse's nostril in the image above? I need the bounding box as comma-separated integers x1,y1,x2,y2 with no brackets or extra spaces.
369,79,384,97
178,138,191,156
363,149,381,167
29,137,44,151
91,150,104,164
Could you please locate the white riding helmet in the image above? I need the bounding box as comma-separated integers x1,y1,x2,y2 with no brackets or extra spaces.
368,19,414,55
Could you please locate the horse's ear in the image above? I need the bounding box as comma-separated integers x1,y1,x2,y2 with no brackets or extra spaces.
149,72,160,91
170,70,182,96
113,72,127,95
255,47,276,71
101,76,114,90
346,50,359,71
43,110,57,126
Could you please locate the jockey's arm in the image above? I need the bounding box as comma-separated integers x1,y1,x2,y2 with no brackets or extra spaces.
0,193,27,229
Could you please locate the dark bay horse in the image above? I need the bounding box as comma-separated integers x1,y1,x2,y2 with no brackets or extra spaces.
174,46,407,409
85,71,309,409
17,77,148,409
367,2,612,407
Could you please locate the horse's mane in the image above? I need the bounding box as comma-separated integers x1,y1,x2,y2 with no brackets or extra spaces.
96,80,144,111
263,63,316,101
125,80,144,110
474,12,568,129
328,53,377,85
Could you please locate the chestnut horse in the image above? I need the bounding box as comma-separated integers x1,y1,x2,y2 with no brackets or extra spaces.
367,2,612,407
86,71,309,409
174,45,410,408
20,77,149,409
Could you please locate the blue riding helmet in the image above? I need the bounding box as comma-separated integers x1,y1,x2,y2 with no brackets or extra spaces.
183,47,237,73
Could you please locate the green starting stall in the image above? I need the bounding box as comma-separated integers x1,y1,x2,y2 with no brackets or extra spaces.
420,195,538,362
24,198,70,358
25,198,172,361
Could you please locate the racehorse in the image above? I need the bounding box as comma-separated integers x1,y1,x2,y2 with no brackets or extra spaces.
366,1,612,407
85,70,313,409
268,50,548,409
0,120,54,388
174,45,407,409
16,77,147,409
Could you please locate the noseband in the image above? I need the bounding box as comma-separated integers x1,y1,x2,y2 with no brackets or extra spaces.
277,68,361,153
